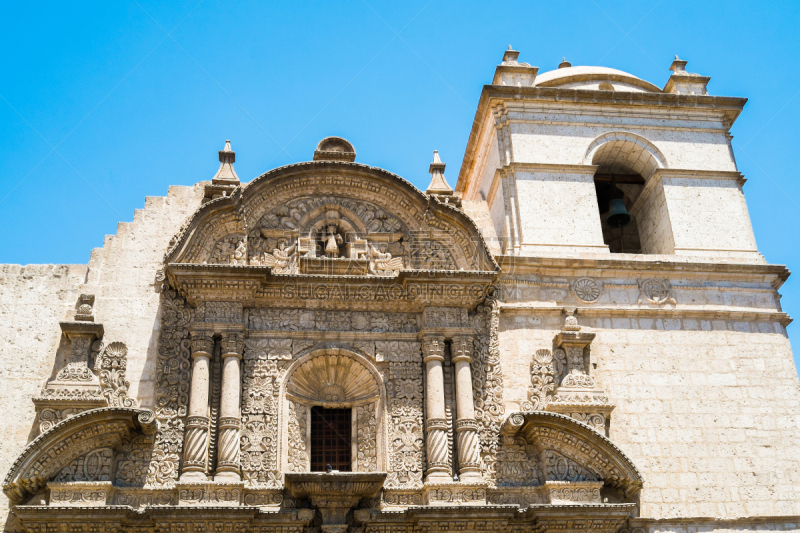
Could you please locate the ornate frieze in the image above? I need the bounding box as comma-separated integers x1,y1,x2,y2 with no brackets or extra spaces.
247,309,418,333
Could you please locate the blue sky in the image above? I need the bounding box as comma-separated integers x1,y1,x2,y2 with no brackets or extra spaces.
1,1,799,372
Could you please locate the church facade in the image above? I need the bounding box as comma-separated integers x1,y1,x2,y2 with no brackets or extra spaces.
2,49,799,533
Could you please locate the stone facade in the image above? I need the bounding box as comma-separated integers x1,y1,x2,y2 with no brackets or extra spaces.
1,50,799,533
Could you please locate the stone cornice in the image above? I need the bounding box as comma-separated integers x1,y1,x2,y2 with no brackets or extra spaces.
496,255,790,288
499,303,792,327
457,84,746,193
167,263,497,309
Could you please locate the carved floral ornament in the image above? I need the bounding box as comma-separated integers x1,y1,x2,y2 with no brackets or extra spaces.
163,162,498,278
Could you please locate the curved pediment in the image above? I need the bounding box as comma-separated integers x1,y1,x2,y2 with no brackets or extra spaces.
2,408,155,504
165,158,498,276
501,411,643,498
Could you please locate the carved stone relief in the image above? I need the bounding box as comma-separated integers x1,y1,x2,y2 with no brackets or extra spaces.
495,436,541,487
572,278,602,303
638,278,677,305
115,434,154,487
356,402,378,472
384,342,424,490
470,295,505,482
287,401,308,472
148,286,193,488
96,342,138,408
208,235,246,265
544,450,600,482
521,349,566,411
53,447,114,483
248,309,418,333
241,343,283,487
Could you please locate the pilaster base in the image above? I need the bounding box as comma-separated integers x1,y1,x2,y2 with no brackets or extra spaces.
423,480,488,506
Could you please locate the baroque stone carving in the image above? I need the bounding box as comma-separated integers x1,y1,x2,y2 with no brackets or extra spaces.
53,447,114,482
470,294,505,482
638,278,677,305
521,349,566,411
96,342,138,408
252,239,299,274
241,344,282,487
544,450,600,482
48,482,112,507
572,278,602,303
356,403,378,472
248,309,418,332
495,435,541,487
115,434,154,487
287,401,308,472
200,301,244,323
148,286,193,487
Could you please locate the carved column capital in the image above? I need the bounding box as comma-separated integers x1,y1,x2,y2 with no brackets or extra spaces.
422,335,445,363
220,331,244,359
190,329,215,358
450,335,473,364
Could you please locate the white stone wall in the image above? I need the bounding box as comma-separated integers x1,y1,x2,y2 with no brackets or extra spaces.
0,264,88,525
498,311,800,518
514,168,609,254
631,178,676,255
507,107,737,172
662,176,760,258
0,183,204,528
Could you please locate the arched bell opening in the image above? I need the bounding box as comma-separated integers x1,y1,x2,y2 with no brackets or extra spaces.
594,173,644,254
280,349,386,474
586,132,669,255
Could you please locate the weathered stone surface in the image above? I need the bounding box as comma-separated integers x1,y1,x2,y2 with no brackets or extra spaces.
1,49,799,533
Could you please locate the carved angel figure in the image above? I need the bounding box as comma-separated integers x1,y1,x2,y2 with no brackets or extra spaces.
367,243,403,276
260,239,298,274
231,239,247,265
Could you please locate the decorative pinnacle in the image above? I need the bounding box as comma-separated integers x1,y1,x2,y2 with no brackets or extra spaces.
558,57,571,69
426,150,453,196
502,46,520,64
212,139,239,184
669,55,688,73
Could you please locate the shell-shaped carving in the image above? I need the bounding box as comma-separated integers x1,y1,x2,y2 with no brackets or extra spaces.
287,355,380,405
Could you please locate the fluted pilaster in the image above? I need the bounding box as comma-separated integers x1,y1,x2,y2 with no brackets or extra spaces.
423,335,451,481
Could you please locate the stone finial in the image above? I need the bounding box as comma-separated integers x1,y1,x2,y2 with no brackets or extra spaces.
558,57,571,69
426,151,454,196
212,140,240,185
669,55,688,73
493,46,538,87
502,45,521,64
663,55,710,95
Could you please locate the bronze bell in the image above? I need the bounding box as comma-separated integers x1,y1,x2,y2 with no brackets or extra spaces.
605,197,632,228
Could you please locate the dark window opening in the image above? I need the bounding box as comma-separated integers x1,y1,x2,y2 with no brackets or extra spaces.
594,173,644,254
310,407,352,471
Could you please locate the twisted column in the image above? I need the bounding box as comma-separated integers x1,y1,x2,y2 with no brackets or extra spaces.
451,335,482,481
215,331,244,481
181,329,214,480
423,335,451,481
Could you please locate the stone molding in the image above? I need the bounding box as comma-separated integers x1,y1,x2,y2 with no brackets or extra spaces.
502,411,643,498
2,407,156,504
